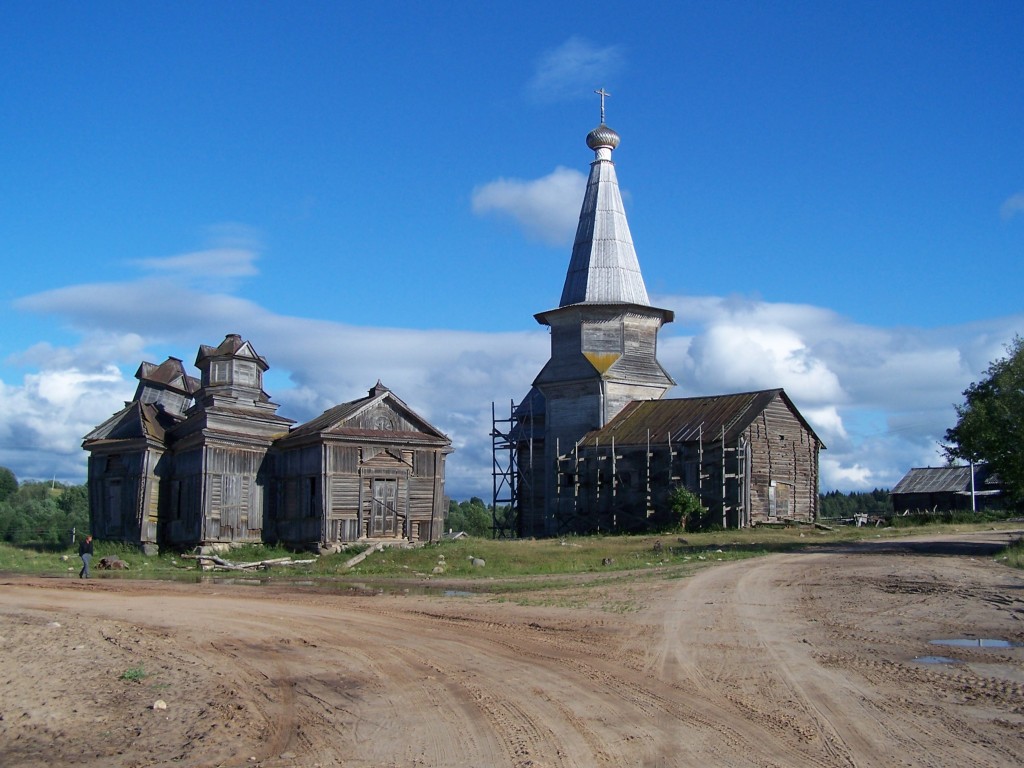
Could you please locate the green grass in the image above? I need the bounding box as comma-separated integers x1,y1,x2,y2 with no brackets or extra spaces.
119,665,148,682
0,540,314,578
1,520,1021,582
1000,537,1024,569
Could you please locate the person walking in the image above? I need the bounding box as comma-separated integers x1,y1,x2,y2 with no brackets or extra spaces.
78,534,93,579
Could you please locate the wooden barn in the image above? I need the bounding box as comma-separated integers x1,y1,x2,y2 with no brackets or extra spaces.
83,334,452,551
890,464,1004,513
552,389,823,533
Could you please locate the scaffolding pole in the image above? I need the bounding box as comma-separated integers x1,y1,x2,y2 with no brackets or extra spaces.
490,399,521,539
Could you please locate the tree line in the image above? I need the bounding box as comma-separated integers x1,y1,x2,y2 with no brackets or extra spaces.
818,488,891,520
0,467,90,548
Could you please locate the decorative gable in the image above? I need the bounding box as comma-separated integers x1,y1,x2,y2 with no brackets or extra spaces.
235,341,258,359
361,447,412,468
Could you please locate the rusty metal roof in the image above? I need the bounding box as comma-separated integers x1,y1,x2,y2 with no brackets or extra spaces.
891,464,998,495
578,389,822,447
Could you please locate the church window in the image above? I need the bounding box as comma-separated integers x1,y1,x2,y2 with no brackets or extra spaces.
212,361,230,384
235,361,258,387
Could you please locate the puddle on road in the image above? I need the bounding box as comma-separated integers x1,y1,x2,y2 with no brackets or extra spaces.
930,638,1024,649
914,655,962,665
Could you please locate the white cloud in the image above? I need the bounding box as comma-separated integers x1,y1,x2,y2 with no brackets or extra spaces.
12,332,148,373
132,248,259,278
656,293,1022,490
471,166,586,246
5,270,1024,499
0,365,132,481
685,322,845,404
820,457,877,489
6,276,551,495
526,37,625,103
999,192,1024,220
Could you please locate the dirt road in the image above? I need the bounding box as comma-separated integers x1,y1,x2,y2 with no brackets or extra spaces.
2,530,1023,767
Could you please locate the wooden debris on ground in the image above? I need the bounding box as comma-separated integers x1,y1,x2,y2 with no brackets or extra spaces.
181,554,317,571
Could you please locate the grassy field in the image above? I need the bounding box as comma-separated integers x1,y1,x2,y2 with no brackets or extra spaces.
2,521,1021,586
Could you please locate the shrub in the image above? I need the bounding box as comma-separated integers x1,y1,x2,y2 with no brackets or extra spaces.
668,487,720,533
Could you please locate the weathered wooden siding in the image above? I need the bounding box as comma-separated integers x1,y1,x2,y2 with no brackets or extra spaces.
549,396,820,531
86,448,165,546
744,399,818,524
86,366,450,550
272,438,447,546
161,445,270,546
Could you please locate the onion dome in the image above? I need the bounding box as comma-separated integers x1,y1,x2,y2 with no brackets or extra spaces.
586,123,620,151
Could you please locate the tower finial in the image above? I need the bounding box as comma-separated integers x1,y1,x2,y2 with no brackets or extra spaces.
595,88,610,124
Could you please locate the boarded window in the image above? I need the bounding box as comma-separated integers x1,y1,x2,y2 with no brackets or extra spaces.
234,361,258,387
212,361,230,384
305,477,318,518
769,483,792,518
106,480,122,533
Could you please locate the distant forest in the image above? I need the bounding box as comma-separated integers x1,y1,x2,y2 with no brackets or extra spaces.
0,467,89,548
818,488,891,519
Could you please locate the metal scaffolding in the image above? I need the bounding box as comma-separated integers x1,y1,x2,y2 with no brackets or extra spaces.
490,400,520,539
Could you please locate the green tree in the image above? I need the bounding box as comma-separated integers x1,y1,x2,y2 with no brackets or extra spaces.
445,497,494,537
0,466,17,502
944,336,1024,507
0,481,89,547
819,489,891,519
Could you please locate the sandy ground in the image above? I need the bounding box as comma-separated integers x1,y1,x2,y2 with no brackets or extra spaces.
2,530,1024,768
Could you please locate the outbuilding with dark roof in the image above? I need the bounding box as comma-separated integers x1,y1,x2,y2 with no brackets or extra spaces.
891,464,1004,513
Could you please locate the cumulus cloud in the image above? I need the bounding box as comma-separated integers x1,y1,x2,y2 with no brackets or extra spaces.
999,192,1024,220
5,266,1024,498
472,166,586,245
526,37,625,103
0,365,133,481
656,292,1022,490
686,323,845,404
6,274,550,494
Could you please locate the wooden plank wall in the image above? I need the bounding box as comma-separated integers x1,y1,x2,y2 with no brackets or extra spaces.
745,399,819,523
552,401,819,531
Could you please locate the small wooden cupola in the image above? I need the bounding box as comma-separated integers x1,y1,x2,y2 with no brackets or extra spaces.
193,333,270,406
133,357,199,418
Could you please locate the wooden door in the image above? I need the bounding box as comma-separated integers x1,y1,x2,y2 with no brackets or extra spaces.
370,479,398,536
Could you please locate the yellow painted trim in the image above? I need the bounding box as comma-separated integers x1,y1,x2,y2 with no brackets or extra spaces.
584,351,620,374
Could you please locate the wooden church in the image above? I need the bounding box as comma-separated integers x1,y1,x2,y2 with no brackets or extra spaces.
83,334,451,551
510,104,823,536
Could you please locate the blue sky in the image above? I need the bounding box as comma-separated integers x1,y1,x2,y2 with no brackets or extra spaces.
1,2,1021,499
